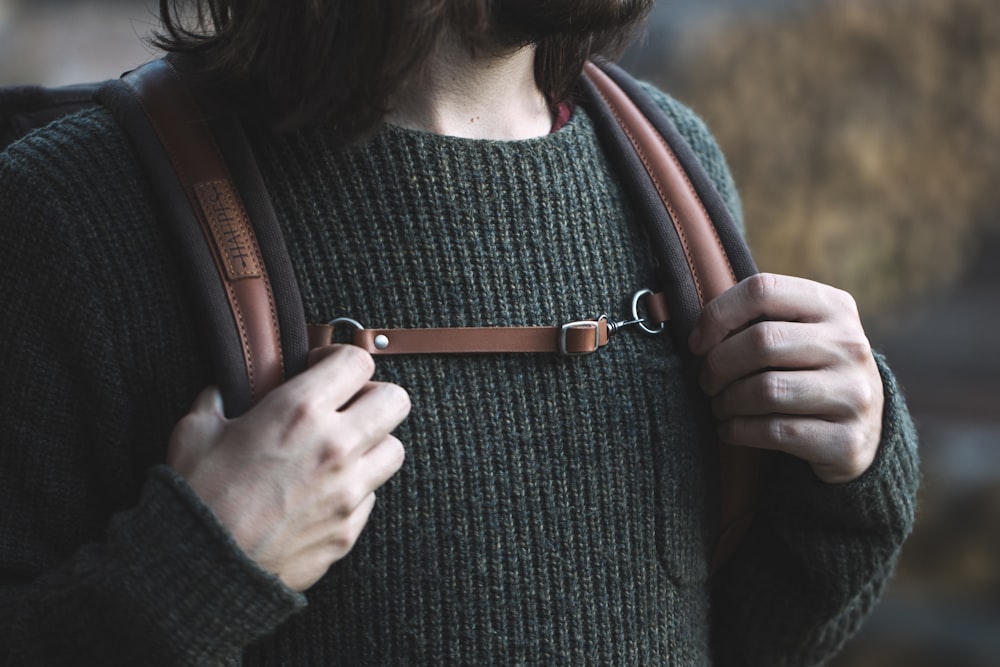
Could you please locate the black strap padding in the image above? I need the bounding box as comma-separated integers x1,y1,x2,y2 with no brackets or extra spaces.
95,80,254,416
575,74,705,352
209,117,310,382
598,62,759,283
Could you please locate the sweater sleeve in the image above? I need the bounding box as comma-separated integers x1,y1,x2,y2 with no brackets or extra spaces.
644,85,921,665
709,355,919,665
0,121,305,666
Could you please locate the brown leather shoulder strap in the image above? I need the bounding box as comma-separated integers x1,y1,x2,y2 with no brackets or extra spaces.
583,63,738,307
581,62,760,573
115,59,285,410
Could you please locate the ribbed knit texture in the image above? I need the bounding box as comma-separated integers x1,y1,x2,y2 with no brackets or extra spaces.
0,83,919,666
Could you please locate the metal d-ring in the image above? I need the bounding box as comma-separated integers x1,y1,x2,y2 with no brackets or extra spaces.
327,317,365,344
631,288,666,335
328,317,365,331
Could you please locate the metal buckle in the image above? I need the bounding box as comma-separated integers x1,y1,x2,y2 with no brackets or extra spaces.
327,317,365,344
560,319,602,356
631,288,666,335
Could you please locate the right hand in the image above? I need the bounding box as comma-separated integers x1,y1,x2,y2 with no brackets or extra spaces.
166,345,410,591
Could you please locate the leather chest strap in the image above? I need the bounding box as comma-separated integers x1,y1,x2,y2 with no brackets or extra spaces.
308,321,611,356
307,291,670,356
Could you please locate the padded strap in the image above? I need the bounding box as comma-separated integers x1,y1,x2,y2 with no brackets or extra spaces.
583,63,738,307
98,59,285,415
580,62,760,572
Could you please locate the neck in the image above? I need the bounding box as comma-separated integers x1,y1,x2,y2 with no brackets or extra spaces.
387,35,552,141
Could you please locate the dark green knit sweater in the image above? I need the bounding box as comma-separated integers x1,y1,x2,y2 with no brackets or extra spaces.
0,82,919,666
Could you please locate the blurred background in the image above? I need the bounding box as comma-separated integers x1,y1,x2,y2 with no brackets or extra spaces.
2,0,997,664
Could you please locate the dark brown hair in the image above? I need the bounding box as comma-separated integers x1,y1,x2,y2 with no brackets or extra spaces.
155,0,653,140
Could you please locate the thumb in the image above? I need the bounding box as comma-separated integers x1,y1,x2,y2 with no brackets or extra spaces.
166,387,225,471
190,385,225,418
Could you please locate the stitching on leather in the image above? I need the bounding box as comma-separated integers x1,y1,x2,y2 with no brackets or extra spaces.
589,70,740,303
225,283,256,395
161,62,286,396
119,72,259,398
590,82,703,305
124,61,288,401
662,142,738,286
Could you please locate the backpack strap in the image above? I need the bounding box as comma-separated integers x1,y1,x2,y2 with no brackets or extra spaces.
94,57,309,417
578,61,760,571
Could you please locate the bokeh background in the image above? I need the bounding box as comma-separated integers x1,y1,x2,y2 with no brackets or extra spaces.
2,0,998,664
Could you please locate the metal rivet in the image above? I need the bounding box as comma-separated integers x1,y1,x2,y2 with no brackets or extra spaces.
374,334,390,350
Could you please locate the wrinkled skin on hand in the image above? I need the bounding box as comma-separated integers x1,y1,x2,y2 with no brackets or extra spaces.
167,344,411,591
690,273,884,484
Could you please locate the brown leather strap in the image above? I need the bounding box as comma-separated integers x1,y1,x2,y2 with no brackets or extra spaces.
120,60,285,404
583,62,759,573
307,291,670,356
308,320,610,356
583,63,738,308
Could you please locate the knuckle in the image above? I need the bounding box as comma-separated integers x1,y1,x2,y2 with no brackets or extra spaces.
321,435,354,468
289,393,325,430
767,418,797,446
331,496,376,554
837,426,869,471
746,272,779,305
833,287,860,316
750,321,782,357
844,336,874,365
329,485,362,519
760,373,788,407
329,532,356,556
847,380,876,415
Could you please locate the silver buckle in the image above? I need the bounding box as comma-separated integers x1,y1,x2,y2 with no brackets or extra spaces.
327,317,365,344
560,319,602,356
631,288,666,335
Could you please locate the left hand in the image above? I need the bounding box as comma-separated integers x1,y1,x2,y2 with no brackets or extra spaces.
689,273,884,484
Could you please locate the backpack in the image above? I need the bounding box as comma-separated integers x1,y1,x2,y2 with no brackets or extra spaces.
0,56,759,571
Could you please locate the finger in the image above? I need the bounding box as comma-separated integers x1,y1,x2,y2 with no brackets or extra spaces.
277,344,376,412
700,321,841,395
355,435,406,492
287,492,379,590
338,381,411,440
711,370,862,420
317,489,379,548
323,435,406,514
314,383,410,470
167,387,225,472
329,492,378,558
719,416,875,483
690,274,856,355
307,343,351,367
